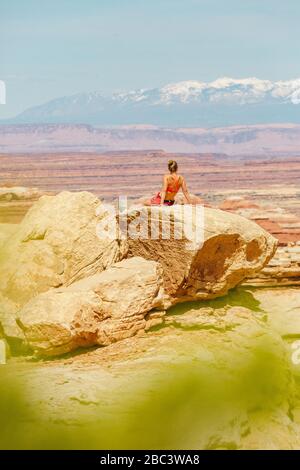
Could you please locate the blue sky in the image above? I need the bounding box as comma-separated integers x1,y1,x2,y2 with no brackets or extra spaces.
0,0,299,117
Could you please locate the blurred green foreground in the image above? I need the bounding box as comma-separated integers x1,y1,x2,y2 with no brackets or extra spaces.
0,334,299,450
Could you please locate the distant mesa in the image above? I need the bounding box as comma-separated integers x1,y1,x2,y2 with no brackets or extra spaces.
1,122,300,155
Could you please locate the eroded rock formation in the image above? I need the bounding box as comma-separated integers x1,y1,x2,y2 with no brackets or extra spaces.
126,205,277,303
10,286,300,449
0,191,127,306
0,191,278,356
0,186,43,201
244,244,300,287
17,257,165,356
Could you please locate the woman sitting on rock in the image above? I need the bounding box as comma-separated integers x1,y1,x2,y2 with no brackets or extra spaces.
144,160,192,206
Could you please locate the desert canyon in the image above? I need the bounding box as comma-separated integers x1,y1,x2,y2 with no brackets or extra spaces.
0,148,300,449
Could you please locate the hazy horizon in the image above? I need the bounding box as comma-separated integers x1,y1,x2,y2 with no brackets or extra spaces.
1,0,300,119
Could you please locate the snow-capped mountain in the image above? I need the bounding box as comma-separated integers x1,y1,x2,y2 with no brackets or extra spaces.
7,77,300,126
159,77,300,104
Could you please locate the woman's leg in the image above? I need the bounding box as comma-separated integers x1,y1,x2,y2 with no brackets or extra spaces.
143,198,152,206
142,192,161,206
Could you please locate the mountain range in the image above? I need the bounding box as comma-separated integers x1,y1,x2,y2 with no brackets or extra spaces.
4,77,300,127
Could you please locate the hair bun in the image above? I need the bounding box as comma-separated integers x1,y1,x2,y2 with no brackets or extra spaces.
168,159,178,173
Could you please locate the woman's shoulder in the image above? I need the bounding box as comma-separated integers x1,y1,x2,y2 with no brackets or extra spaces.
164,173,184,184
165,173,183,178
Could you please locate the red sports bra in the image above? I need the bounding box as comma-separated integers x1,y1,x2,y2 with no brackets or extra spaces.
166,175,181,194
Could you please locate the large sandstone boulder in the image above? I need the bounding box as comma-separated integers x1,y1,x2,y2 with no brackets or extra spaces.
0,191,278,357
17,257,165,356
124,205,277,304
0,191,127,306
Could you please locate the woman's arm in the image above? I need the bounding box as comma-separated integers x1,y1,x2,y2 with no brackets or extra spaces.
181,177,192,204
160,175,168,206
